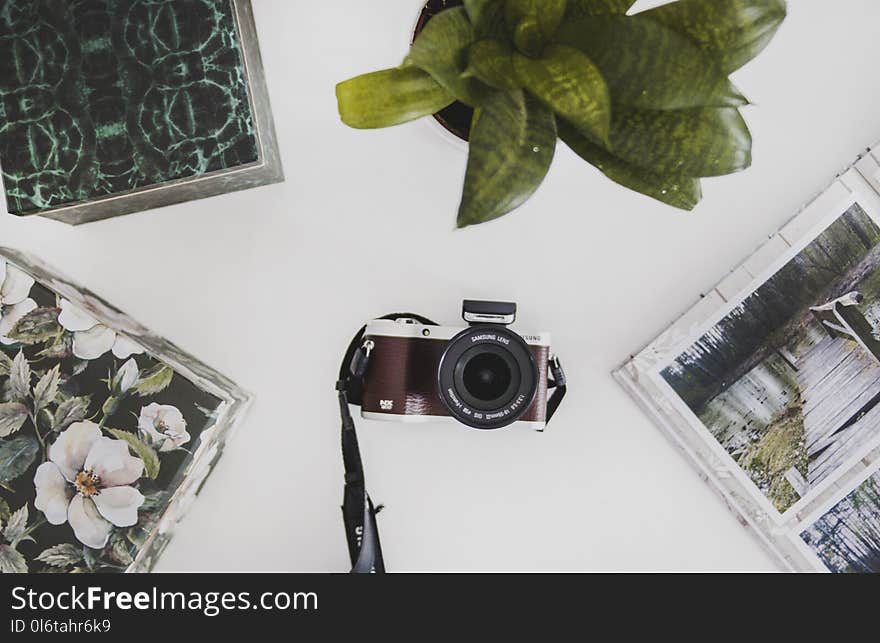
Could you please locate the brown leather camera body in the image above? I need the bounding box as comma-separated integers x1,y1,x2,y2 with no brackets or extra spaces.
360,320,550,428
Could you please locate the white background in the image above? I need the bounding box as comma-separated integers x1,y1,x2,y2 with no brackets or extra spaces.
2,0,880,571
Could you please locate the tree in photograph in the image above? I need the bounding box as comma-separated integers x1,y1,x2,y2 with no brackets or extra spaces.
662,203,880,411
802,473,880,573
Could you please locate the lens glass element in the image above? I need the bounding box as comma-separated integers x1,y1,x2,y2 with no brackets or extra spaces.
462,352,512,402
437,326,538,430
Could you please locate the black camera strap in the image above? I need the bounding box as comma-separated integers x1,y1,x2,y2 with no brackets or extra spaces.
336,313,567,573
544,354,567,428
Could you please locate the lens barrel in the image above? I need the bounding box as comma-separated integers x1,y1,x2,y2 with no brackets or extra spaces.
437,326,538,429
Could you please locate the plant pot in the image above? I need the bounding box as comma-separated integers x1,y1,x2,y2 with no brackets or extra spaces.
414,0,474,143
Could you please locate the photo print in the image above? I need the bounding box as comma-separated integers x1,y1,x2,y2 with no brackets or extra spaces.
661,203,880,514
801,468,880,573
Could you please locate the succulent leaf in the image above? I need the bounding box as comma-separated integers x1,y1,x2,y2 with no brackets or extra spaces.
504,0,567,55
464,0,496,23
512,17,544,57
565,0,636,18
644,0,788,73
610,107,753,177
467,40,521,90
555,15,747,110
336,67,454,129
513,45,610,144
464,0,503,24
405,7,489,106
458,91,557,227
559,119,702,210
464,0,507,39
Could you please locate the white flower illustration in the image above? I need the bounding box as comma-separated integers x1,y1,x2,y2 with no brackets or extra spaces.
58,299,144,360
0,261,37,345
33,422,145,549
138,403,189,452
112,358,140,395
46,284,149,335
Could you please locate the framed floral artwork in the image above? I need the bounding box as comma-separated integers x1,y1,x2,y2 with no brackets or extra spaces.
0,0,282,225
0,248,251,572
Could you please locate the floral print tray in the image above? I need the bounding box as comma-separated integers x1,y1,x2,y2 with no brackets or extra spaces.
0,248,251,572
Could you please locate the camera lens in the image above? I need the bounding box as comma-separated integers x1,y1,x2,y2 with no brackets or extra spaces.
462,352,512,402
458,348,515,406
437,326,538,430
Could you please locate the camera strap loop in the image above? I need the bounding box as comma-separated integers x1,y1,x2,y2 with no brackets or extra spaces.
337,312,566,573
338,314,437,574
544,355,567,426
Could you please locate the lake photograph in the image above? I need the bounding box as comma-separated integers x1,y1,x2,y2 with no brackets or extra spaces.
662,204,880,513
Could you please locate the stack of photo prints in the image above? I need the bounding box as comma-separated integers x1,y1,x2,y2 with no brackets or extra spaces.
617,142,880,573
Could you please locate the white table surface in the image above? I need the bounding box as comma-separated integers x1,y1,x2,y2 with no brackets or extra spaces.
3,0,879,572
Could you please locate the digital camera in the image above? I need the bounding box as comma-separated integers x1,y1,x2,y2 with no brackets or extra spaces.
360,301,559,430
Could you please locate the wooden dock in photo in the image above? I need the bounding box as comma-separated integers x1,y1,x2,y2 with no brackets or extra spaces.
784,292,880,496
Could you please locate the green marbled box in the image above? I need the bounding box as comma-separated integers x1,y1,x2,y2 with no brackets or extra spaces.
0,0,282,224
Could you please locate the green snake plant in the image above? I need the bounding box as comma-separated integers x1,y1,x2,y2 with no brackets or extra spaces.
336,0,787,228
